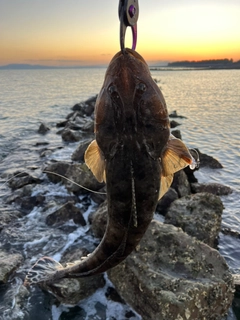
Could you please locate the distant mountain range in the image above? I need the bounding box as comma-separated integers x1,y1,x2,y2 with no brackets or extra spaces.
0,64,104,70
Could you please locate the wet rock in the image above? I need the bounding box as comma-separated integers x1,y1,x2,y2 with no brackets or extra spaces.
80,119,94,132
170,120,181,128
56,119,68,128
184,165,198,183
0,250,23,284
6,184,33,201
44,161,72,183
171,129,182,139
39,148,53,158
221,228,240,239
6,184,45,213
35,141,49,146
20,194,45,213
105,286,125,304
72,102,85,115
0,279,31,320
90,186,107,205
42,249,105,305
72,95,97,117
61,128,83,142
66,110,81,120
42,276,105,305
196,148,223,169
0,207,22,231
165,192,223,247
169,110,187,119
108,220,234,320
8,172,42,190
38,122,50,134
46,201,86,226
65,121,85,131
67,115,94,133
64,163,104,194
90,201,108,239
71,138,93,162
156,188,178,216
171,170,191,197
191,182,232,196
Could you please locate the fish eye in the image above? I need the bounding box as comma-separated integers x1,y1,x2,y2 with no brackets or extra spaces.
108,84,120,99
136,82,146,92
108,85,116,94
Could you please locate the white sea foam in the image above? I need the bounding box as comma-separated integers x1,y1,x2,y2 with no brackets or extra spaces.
1,68,239,319
51,274,142,320
51,225,89,262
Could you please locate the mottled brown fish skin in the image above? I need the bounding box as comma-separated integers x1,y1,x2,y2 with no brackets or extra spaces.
60,48,170,278
25,48,171,284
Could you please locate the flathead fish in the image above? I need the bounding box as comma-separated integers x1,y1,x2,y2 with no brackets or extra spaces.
24,48,194,286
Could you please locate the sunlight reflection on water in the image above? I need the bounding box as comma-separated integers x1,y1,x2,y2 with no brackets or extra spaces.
0,67,240,319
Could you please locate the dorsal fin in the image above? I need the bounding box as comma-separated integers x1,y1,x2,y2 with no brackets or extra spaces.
84,140,106,183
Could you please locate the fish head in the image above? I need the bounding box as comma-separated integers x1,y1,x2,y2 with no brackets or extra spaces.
94,48,170,160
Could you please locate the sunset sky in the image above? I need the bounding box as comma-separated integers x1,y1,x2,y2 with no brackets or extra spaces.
1,0,240,66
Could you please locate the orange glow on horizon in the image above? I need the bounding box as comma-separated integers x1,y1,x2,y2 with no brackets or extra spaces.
0,1,240,66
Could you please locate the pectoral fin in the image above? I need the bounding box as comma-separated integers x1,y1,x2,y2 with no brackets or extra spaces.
158,174,174,200
84,140,106,183
161,135,193,177
159,135,193,199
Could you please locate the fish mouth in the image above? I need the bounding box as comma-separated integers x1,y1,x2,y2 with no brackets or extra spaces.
110,48,148,66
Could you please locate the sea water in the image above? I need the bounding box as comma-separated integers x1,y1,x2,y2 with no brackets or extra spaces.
0,67,240,319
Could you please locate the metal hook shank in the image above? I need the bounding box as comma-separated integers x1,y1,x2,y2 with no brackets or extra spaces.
119,0,139,53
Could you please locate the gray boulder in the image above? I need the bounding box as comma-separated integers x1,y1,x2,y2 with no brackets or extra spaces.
46,201,86,226
191,182,232,196
107,220,234,320
71,138,93,162
8,172,42,190
0,207,22,231
170,120,181,128
61,128,83,142
41,248,105,305
171,129,182,139
156,187,178,216
0,250,23,284
171,170,191,197
164,193,223,247
44,161,72,183
64,163,104,194
90,201,108,238
196,149,223,169
38,122,50,134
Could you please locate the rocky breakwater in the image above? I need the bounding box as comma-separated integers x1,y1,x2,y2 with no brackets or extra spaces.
0,96,236,319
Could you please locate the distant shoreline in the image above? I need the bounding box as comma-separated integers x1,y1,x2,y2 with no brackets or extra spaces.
1,59,240,71
150,66,240,71
150,58,240,71
0,64,107,70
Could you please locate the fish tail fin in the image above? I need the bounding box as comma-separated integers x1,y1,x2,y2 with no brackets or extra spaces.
24,256,64,286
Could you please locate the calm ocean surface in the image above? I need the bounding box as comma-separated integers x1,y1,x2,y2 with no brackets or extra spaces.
0,67,240,319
